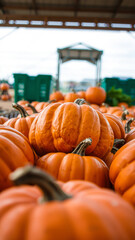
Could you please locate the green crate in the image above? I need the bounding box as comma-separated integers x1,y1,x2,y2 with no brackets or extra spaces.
13,74,53,102
101,77,135,104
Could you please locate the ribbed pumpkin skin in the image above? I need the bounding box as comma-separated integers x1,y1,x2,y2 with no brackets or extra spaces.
37,152,110,187
88,110,114,158
4,116,35,138
0,182,135,240
29,102,101,156
109,139,135,207
125,128,135,143
0,126,34,191
35,102,50,112
104,113,125,139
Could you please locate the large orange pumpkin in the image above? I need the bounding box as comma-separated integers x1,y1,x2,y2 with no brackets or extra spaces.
37,138,110,188
85,86,106,105
0,126,35,191
109,139,135,207
29,100,113,157
0,166,134,240
4,103,36,138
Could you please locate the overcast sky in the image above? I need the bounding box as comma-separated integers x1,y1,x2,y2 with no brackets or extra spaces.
0,27,135,84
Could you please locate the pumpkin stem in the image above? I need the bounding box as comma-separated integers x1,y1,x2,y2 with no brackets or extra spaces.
12,103,29,117
121,110,129,120
111,146,118,154
113,139,125,149
74,98,86,105
125,118,134,133
10,165,72,203
25,103,38,113
72,138,92,156
48,99,56,103
71,88,76,93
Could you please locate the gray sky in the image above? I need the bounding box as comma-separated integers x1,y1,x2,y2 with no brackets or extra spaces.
0,27,135,83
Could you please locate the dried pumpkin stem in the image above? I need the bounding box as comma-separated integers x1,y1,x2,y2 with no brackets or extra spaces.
26,103,38,113
72,138,92,156
12,103,29,118
10,166,72,203
111,146,118,154
113,139,125,148
48,99,56,103
74,98,86,105
125,118,134,133
121,110,129,120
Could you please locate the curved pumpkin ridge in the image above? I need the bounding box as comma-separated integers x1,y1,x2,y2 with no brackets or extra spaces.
104,114,125,139
0,129,34,164
77,105,100,153
109,140,135,184
89,111,114,158
4,118,17,128
14,118,29,138
114,161,135,195
123,185,135,207
105,117,121,139
52,103,81,152
35,103,61,154
0,158,12,190
0,135,31,170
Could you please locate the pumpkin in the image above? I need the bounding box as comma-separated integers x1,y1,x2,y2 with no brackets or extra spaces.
99,103,109,113
0,83,9,91
0,125,35,191
35,100,56,112
109,139,135,207
85,86,106,105
104,113,125,139
0,116,8,124
0,165,134,240
118,102,129,108
1,94,9,101
31,101,39,107
29,99,113,157
4,103,36,138
77,90,86,99
125,128,135,143
17,100,29,105
64,89,80,102
37,138,110,188
49,91,64,102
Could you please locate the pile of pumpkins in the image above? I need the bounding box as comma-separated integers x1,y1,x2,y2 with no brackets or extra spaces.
0,83,11,101
0,85,135,240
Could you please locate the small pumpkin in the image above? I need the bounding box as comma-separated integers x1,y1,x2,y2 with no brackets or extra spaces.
49,91,64,102
85,85,106,105
4,103,36,138
64,89,80,102
77,90,86,99
29,99,113,157
1,94,9,101
0,166,134,240
0,83,9,91
37,138,110,188
0,116,8,124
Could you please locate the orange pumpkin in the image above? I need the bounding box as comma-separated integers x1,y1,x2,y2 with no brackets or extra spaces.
64,89,80,102
85,86,106,105
0,126,34,191
118,102,129,108
0,116,8,124
125,128,135,143
104,113,125,139
4,103,36,138
1,94,9,101
37,138,110,188
109,139,135,207
77,90,86,99
17,100,29,105
29,100,113,157
0,166,134,240
49,91,64,102
0,83,9,91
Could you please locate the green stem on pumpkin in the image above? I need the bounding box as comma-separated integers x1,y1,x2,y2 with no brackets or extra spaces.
10,165,72,203
72,138,92,156
74,98,86,105
12,103,29,118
